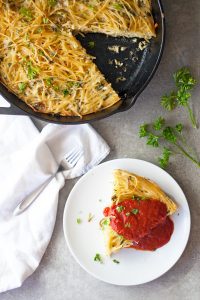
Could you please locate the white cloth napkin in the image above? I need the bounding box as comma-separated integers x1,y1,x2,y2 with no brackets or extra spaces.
0,114,110,293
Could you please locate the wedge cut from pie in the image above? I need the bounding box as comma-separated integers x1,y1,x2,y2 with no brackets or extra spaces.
53,0,156,39
100,169,177,255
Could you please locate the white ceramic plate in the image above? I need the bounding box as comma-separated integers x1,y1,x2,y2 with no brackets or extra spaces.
63,159,191,285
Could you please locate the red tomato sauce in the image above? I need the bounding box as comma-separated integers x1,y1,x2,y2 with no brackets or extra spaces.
103,199,174,251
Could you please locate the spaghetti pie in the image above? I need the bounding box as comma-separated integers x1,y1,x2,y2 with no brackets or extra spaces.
0,0,156,117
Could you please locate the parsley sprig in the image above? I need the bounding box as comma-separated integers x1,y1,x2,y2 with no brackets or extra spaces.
161,67,197,128
139,117,200,169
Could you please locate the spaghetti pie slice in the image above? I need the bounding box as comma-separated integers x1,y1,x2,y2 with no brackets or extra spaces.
101,169,177,255
52,0,156,39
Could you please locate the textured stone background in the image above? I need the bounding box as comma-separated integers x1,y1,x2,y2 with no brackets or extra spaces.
1,0,200,299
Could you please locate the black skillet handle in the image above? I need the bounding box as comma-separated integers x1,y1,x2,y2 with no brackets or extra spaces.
0,103,27,115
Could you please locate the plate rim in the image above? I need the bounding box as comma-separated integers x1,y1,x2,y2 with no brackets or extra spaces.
63,158,191,286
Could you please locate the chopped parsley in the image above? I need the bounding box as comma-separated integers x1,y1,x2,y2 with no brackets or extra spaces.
19,7,33,21
113,3,123,10
102,218,110,226
125,212,131,216
18,82,27,92
45,77,53,86
88,41,95,48
116,205,124,213
43,17,49,24
48,0,57,7
88,5,94,10
76,218,82,224
153,117,165,131
88,213,94,222
63,89,69,96
94,253,103,263
27,62,39,80
131,209,139,215
113,259,120,264
139,124,148,138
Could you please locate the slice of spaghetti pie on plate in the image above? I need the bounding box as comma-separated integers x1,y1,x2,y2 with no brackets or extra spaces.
101,169,177,255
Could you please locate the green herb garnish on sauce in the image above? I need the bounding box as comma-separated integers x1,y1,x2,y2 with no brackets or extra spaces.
131,209,139,215
116,205,124,213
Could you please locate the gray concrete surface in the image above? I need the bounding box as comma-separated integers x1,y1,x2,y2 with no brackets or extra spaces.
1,0,200,299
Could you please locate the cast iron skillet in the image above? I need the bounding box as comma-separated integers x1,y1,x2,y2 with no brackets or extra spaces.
0,0,165,124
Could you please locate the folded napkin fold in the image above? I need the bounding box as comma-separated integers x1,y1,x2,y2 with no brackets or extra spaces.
0,114,110,293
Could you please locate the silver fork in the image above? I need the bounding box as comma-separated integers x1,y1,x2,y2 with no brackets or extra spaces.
13,146,83,216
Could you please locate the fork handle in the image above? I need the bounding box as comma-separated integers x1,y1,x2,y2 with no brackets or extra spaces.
13,174,55,216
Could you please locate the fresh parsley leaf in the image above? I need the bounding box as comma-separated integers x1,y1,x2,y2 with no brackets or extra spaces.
158,147,172,169
146,133,159,147
113,259,120,264
139,124,148,137
116,205,124,212
88,41,95,48
94,253,103,263
175,123,183,133
125,212,131,216
88,4,94,10
53,85,59,92
161,92,177,111
131,209,139,215
76,218,81,224
176,87,191,106
18,82,27,92
173,67,196,91
162,67,197,128
162,127,177,143
153,117,165,130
